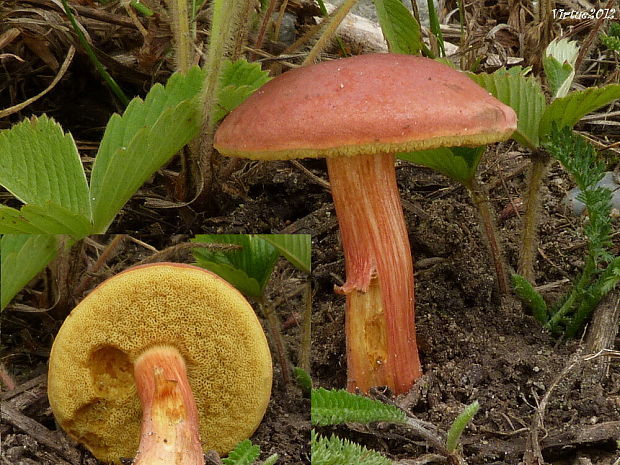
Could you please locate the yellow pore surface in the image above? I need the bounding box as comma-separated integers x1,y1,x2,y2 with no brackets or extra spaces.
47,263,273,464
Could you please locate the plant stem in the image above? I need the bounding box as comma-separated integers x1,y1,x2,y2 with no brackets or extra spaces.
254,0,279,52
133,345,203,465
298,280,312,374
259,301,291,388
197,0,253,201
468,177,509,296
169,0,192,72
327,153,421,394
302,0,358,65
518,149,550,283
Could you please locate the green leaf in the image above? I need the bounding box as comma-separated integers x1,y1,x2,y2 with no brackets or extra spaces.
1,234,58,310
90,67,205,232
543,56,573,99
373,0,423,55
538,84,620,142
446,401,480,452
398,146,484,185
192,235,280,299
214,59,271,123
14,204,92,237
543,38,578,99
469,68,546,149
257,234,311,273
222,439,260,465
0,206,49,234
0,203,92,237
511,274,549,324
311,432,392,465
195,260,263,298
598,257,620,295
0,116,91,220
0,201,93,237
311,388,406,426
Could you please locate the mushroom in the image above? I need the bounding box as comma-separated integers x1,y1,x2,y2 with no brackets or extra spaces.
47,262,272,464
214,53,516,394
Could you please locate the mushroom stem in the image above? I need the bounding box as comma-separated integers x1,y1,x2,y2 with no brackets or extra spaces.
133,345,203,465
327,153,421,394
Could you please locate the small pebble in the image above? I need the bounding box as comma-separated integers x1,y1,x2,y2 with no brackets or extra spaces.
564,172,620,216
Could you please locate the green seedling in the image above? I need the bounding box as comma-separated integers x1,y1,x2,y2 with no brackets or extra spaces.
293,367,312,397
513,126,619,337
0,60,269,237
192,234,311,386
469,55,620,283
600,22,620,52
223,439,278,465
446,401,479,453
311,387,479,463
1,234,58,310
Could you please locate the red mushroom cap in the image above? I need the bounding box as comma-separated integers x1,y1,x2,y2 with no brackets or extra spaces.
214,53,517,160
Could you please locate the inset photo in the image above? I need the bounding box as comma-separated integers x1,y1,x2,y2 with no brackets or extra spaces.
1,233,311,465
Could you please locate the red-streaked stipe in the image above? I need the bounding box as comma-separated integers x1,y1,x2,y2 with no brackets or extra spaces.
133,345,203,465
327,153,421,394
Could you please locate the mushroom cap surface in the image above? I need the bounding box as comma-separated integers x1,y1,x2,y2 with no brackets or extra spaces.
48,263,272,464
214,53,517,160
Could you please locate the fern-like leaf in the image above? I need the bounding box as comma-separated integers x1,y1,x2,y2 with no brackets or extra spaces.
222,439,260,465
511,274,549,324
311,388,406,426
311,432,392,465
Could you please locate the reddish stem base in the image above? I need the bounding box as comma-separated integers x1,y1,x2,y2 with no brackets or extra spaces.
327,153,422,394
133,345,203,465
